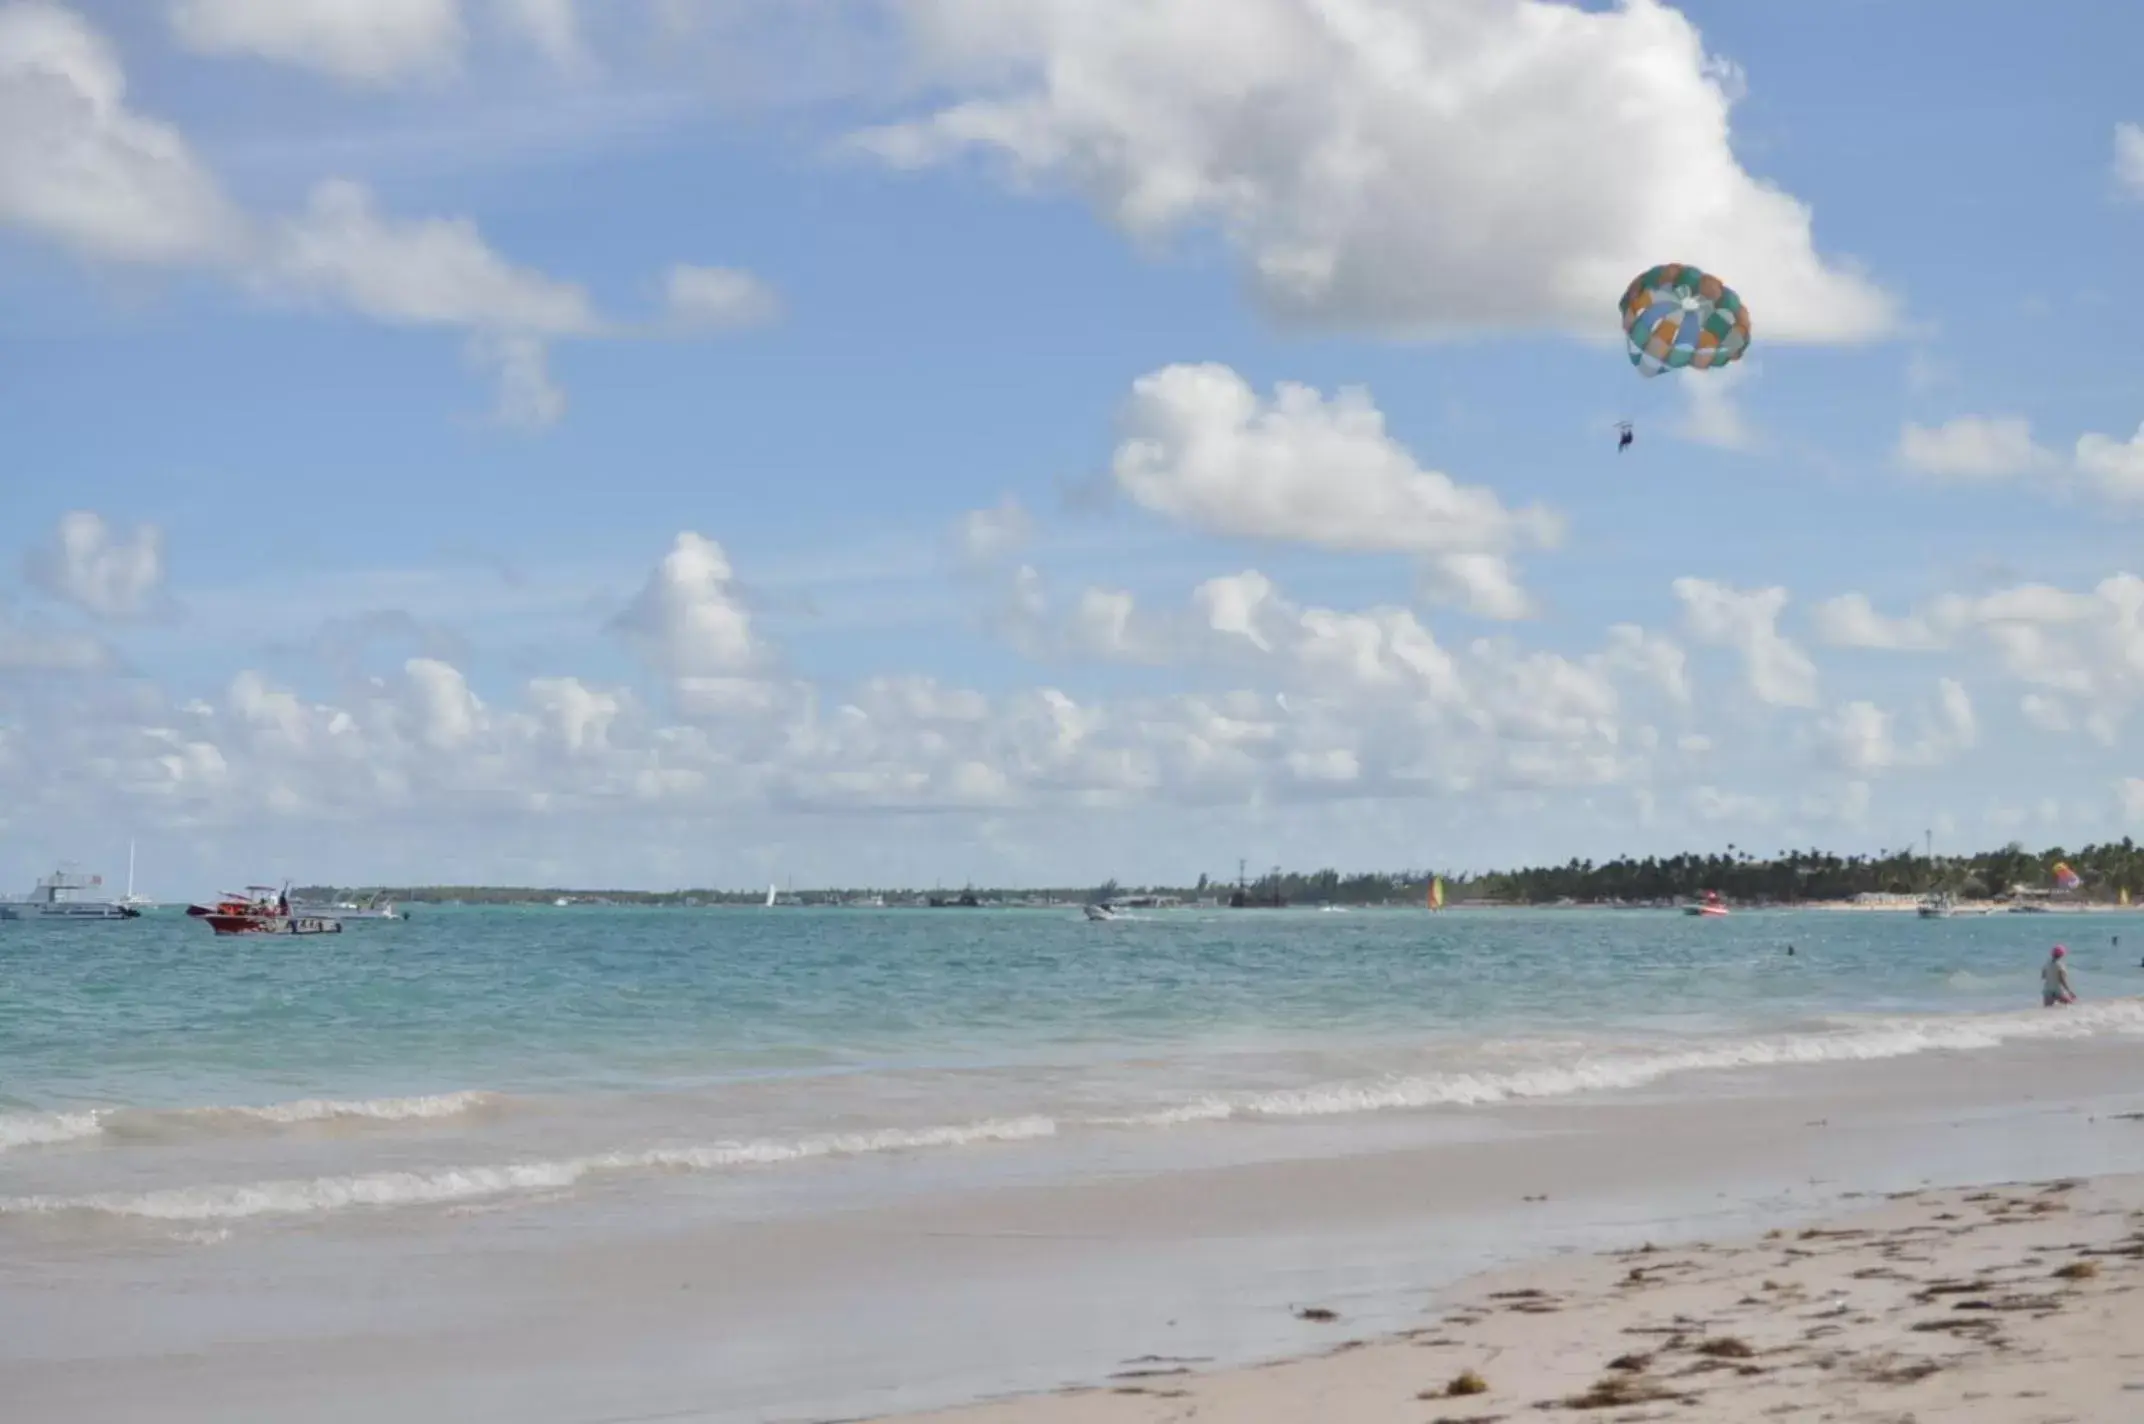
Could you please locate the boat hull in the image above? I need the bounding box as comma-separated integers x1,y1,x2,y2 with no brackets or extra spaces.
0,903,139,921
203,913,342,936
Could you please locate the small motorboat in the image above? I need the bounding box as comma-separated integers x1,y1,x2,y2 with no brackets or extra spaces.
188,885,342,936
1684,890,1729,918
1083,903,1120,922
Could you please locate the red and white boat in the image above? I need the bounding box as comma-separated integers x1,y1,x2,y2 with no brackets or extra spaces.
186,885,342,936
1684,890,1730,918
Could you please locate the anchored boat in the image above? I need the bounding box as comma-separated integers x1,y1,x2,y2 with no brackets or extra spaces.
0,867,140,921
187,885,342,936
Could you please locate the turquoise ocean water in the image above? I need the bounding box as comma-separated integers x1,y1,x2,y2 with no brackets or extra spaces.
2,904,2140,1229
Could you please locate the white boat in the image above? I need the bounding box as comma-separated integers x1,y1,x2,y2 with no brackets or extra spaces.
293,897,400,921
1083,903,1120,921
1683,891,1729,917
1,867,141,921
118,840,154,910
1917,892,1994,918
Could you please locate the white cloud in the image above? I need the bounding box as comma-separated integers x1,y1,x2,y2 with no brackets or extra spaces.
467,331,566,429
1821,679,1976,775
2021,692,2070,733
610,532,766,686
3,9,771,429
2120,777,2144,823
1799,778,1871,827
2074,423,2144,501
856,0,1893,343
0,600,107,671
1673,366,1755,451
1819,700,1892,774
0,1,245,263
1672,577,1818,707
1111,363,1557,618
979,563,1698,801
1934,677,1978,752
950,496,1033,567
664,263,782,332
1068,587,1164,663
1826,576,2144,745
1601,624,1691,707
1895,415,2057,481
258,179,598,334
24,510,166,619
2115,121,2144,200
1810,592,1944,651
14,521,2129,884
170,0,465,86
1690,785,1775,824
1415,551,1534,622
493,0,586,72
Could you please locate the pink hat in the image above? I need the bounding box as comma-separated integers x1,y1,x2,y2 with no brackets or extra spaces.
2052,945,2067,957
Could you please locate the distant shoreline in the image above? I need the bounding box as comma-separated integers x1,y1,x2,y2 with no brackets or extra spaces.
287,840,2139,912
284,888,2139,914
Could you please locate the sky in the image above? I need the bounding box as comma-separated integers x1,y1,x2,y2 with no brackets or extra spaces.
3,0,2143,895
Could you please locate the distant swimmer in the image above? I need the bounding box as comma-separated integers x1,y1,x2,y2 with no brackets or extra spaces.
1786,944,1796,957
2042,945,2076,1007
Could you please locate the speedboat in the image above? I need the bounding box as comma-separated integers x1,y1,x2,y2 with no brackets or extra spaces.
1083,903,1120,921
1684,891,1729,917
188,886,341,936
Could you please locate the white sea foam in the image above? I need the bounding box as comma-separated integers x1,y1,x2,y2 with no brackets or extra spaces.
181,1090,500,1128
0,1116,1058,1222
1215,999,2144,1120
1,1091,499,1157
0,1110,107,1153
10,1002,2140,1227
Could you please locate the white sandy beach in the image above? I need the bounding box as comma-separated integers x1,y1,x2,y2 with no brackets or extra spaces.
898,1173,2144,1424
7,1021,2144,1424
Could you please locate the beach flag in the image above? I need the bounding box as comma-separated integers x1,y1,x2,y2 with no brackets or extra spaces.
2053,862,2082,891
1428,875,1445,911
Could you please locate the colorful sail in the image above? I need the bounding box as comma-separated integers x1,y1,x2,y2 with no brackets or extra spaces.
2053,862,2082,891
1428,875,1445,911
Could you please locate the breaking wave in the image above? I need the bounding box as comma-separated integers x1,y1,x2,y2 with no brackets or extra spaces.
0,1117,1058,1222
6,1000,2139,1225
0,1091,499,1154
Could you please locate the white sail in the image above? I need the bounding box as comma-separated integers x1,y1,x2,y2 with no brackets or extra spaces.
766,881,778,908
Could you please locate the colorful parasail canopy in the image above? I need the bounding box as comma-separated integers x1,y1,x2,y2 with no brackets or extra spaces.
1619,263,1751,378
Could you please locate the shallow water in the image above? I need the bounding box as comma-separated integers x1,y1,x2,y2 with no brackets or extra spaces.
8,904,2144,1422
1,904,2138,1230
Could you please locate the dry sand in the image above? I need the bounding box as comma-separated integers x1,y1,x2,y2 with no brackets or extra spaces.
896,1172,2144,1423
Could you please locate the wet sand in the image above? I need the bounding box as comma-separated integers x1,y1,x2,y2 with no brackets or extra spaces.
899,1171,2144,1423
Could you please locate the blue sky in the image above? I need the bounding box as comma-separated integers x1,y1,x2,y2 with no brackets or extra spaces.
4,0,2143,894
